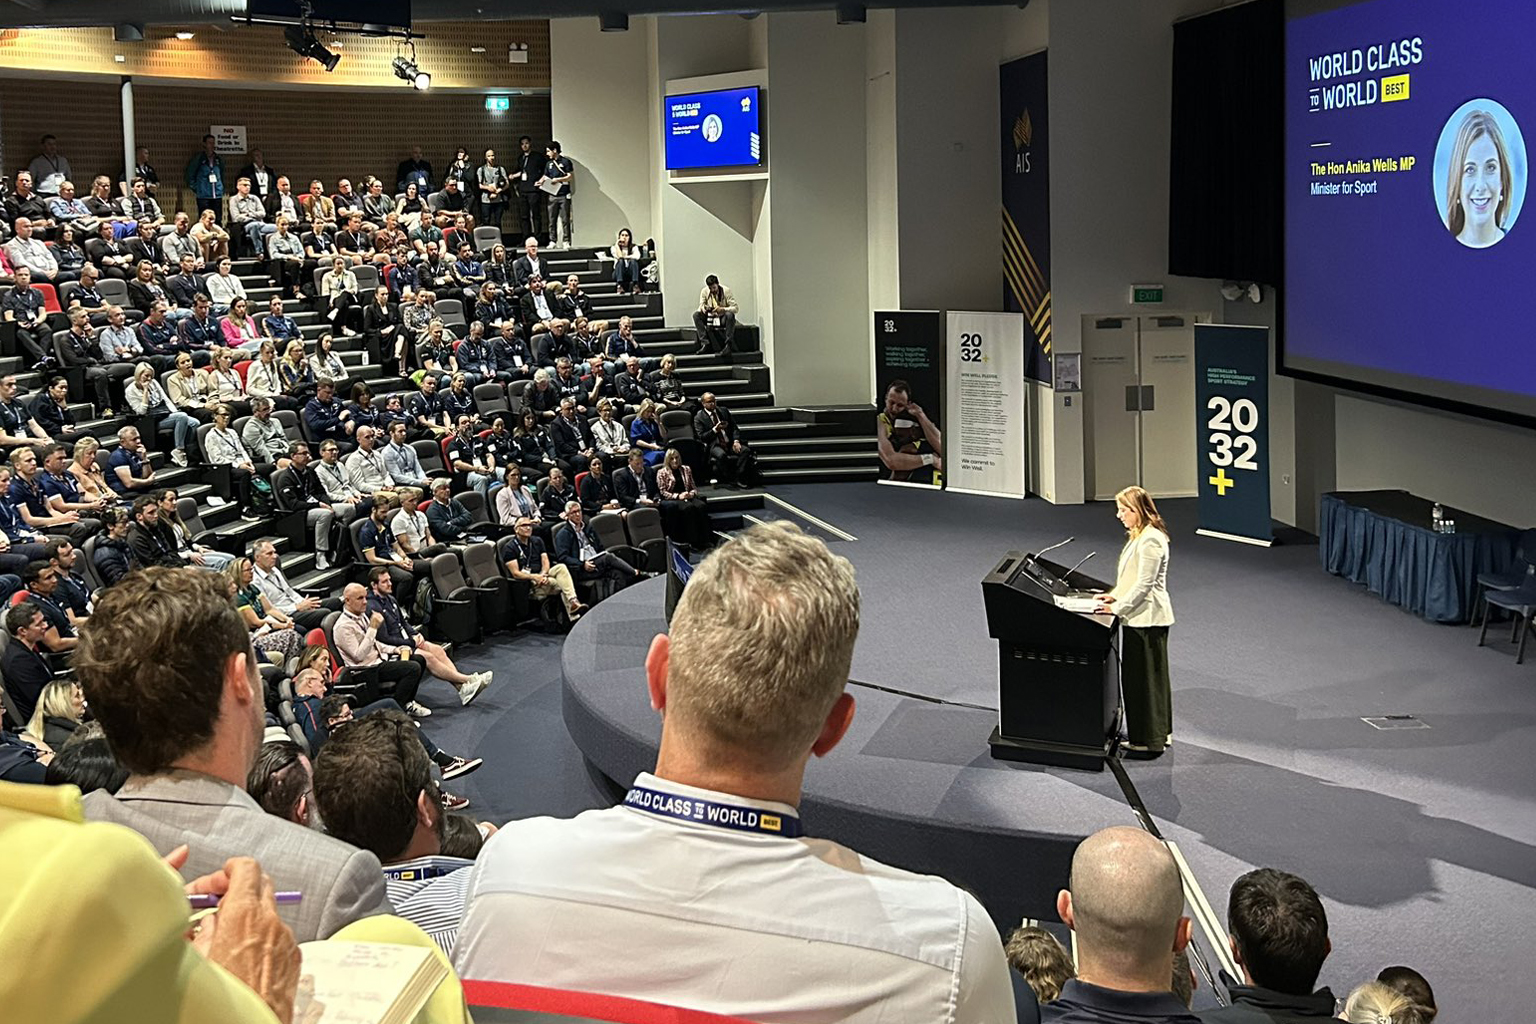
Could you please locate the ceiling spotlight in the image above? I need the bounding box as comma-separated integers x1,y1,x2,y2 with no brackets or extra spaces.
284,25,340,72
175,31,195,40
393,55,430,90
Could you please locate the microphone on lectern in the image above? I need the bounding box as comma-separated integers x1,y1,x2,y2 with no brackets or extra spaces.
1061,551,1097,579
1027,535,1075,568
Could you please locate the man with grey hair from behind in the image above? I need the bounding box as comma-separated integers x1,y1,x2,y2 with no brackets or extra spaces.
456,521,1014,1022
1044,826,1200,1023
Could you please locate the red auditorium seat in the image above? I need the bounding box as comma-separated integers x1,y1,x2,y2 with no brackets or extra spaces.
35,282,62,314
234,359,252,383
462,981,760,1023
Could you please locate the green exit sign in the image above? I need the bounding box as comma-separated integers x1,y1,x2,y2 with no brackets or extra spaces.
485,96,510,112
1131,284,1164,304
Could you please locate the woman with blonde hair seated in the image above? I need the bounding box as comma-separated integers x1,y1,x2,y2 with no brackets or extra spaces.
224,557,305,672
656,447,713,549
1342,981,1431,1024
25,678,87,752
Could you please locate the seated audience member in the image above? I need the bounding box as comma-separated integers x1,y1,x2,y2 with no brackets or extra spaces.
346,425,395,497
441,813,491,860
126,495,185,569
511,408,557,476
122,173,165,224
1006,926,1077,1007
44,536,95,622
603,314,657,371
629,399,666,467
91,507,139,585
656,447,713,549
493,321,534,381
275,443,344,569
313,709,480,954
124,366,198,469
554,501,644,593
1199,868,1337,1024
304,377,354,451
0,784,303,1022
228,177,268,257
10,446,95,545
693,273,738,358
410,374,453,437
2,600,56,723
75,567,392,941
42,721,128,794
390,487,445,568
60,309,133,415
425,479,477,543
442,372,477,420
247,740,314,826
456,523,1013,1021
0,374,49,451
495,464,540,526
648,352,689,410
695,391,759,488
207,256,247,315
534,318,574,368
330,586,428,713
16,559,81,652
613,448,662,512
367,567,493,706
383,421,432,489
1375,968,1436,1023
1,265,54,369
519,276,559,338
578,455,621,516
591,400,631,465
445,416,497,499
1340,983,1429,1024
316,437,374,521
538,467,576,521
191,208,230,265
161,213,204,272
614,357,653,412
1043,827,1200,1024
125,227,168,284
550,397,596,466
500,514,585,622
221,296,262,351
89,222,135,279
157,489,235,571
526,369,561,423
31,375,88,445
205,405,263,516
253,537,340,629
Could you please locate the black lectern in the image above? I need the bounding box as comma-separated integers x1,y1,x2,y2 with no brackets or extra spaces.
982,550,1121,771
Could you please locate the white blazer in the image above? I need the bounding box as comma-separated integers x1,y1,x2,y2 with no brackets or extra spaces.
1110,527,1174,628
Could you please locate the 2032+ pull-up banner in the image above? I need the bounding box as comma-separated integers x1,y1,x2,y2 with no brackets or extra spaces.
1194,324,1274,546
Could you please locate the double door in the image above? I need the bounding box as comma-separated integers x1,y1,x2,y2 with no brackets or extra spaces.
1081,313,1207,501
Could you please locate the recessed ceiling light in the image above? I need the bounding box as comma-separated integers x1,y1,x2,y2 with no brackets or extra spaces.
470,46,486,53
175,31,194,40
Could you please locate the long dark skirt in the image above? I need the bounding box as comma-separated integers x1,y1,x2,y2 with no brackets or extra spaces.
1122,624,1172,748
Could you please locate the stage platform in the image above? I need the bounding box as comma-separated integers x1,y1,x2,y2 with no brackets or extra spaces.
544,482,1536,1020
561,577,1140,926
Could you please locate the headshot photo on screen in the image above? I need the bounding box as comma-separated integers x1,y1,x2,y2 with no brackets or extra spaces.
1433,99,1527,249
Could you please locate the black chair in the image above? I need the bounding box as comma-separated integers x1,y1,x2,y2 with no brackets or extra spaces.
412,439,447,476
176,496,240,556
427,552,482,645
626,505,667,572
1474,527,1536,627
473,382,509,419
1478,566,1536,664
460,541,515,633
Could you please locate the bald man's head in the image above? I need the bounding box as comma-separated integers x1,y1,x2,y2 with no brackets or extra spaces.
1059,827,1188,984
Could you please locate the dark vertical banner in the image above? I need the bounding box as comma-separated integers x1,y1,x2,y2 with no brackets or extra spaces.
1194,324,1274,546
874,311,945,489
1000,50,1052,384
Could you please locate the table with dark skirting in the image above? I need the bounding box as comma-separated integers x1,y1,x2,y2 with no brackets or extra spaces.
1319,490,1520,624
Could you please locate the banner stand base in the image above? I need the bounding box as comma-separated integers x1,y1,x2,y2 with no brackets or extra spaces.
1195,527,1274,548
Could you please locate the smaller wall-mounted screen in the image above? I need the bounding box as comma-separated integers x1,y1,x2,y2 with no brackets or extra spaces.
664,86,763,170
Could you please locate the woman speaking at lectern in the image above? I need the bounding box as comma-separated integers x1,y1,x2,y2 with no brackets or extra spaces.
1095,485,1174,759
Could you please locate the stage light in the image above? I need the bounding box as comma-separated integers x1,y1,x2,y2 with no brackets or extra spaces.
393,55,430,90
284,25,340,72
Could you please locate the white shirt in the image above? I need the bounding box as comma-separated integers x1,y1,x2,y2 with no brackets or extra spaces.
454,772,1014,1024
207,273,246,306
390,508,430,551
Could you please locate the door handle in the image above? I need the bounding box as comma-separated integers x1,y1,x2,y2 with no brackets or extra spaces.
1125,386,1140,412
1140,384,1154,411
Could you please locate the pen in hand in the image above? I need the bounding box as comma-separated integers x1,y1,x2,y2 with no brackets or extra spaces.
188,891,303,910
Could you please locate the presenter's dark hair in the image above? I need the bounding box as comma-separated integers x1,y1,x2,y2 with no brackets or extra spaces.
885,378,911,397
705,274,719,287
73,567,252,775
1227,867,1330,995
1377,966,1436,1022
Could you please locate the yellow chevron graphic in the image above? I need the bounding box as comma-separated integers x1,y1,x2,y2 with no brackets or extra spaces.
1002,207,1052,357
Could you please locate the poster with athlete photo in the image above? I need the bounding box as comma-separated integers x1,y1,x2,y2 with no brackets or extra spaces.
873,311,945,489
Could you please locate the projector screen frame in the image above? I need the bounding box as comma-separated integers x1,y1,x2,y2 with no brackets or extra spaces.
663,84,765,172
1276,0,1536,433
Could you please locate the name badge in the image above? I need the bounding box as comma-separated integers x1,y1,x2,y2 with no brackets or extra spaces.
623,784,803,838
209,174,218,184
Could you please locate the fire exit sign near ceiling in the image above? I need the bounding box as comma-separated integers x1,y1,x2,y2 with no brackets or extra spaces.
1131,283,1165,304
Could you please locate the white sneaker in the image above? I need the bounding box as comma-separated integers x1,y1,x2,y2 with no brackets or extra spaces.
405,700,433,718
170,448,188,467
315,551,331,570
458,673,490,706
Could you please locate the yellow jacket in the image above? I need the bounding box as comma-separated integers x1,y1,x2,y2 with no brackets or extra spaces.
0,781,279,1024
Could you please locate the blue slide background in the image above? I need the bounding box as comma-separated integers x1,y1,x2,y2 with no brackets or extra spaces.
664,87,762,170
1285,0,1536,404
